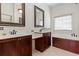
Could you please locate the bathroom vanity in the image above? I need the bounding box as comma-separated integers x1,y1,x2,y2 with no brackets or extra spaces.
53,37,79,54
0,32,51,56
32,5,51,52
0,35,32,56
34,32,51,52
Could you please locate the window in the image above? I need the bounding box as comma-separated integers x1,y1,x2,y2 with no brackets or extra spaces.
54,15,72,30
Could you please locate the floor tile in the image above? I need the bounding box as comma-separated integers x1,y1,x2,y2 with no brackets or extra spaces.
32,46,78,56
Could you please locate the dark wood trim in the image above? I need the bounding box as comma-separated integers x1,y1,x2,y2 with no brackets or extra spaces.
53,37,79,54
34,5,44,27
0,3,25,27
22,3,25,26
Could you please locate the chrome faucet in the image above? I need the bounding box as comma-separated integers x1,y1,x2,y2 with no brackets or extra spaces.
39,28,45,32
10,30,17,35
71,33,77,37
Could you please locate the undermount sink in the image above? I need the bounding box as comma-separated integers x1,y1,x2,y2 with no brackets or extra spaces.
33,32,43,34
33,31,50,34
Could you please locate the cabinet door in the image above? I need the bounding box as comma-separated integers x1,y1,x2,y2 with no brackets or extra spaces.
43,32,51,47
1,39,18,56
15,38,21,56
20,36,32,56
0,36,32,56
35,37,45,52
44,36,49,49
0,42,3,56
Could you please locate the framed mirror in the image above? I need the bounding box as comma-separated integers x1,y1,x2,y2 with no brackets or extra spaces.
34,6,44,27
0,3,25,26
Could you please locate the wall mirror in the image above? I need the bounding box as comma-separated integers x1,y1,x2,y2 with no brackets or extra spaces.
0,3,25,26
34,6,44,27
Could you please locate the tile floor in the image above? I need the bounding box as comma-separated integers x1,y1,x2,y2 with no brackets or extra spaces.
32,46,78,56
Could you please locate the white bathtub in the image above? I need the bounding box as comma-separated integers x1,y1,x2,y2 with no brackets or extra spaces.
53,34,79,41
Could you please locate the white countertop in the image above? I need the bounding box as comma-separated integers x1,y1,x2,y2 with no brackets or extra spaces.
32,35,42,40
0,33,42,40
32,31,51,39
0,31,50,40
0,33,32,40
0,34,42,40
32,33,43,39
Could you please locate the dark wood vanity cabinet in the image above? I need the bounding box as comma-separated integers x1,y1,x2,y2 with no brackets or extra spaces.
0,35,32,56
35,32,51,52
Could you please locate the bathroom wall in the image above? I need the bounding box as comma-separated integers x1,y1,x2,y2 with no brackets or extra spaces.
51,3,79,37
0,3,51,35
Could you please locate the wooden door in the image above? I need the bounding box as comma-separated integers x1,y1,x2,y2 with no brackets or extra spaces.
0,41,4,56
43,32,51,48
0,35,32,56
44,36,49,49
35,32,51,52
19,36,32,56
1,39,18,56
35,37,45,52
15,38,21,56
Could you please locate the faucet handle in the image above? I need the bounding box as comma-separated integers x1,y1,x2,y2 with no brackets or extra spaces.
10,30,17,35
71,33,74,36
71,33,77,37
31,30,34,32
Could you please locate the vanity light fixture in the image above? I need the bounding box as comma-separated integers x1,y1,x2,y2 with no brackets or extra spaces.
18,9,22,13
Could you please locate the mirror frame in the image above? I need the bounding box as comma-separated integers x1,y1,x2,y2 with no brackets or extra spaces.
0,3,25,27
34,5,44,27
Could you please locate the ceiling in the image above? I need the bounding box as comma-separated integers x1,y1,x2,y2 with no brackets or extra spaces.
47,3,60,7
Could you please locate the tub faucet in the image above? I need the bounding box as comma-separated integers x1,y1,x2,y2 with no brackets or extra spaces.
71,33,77,37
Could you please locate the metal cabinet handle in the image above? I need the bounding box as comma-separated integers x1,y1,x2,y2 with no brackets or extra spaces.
18,38,21,40
20,38,21,40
